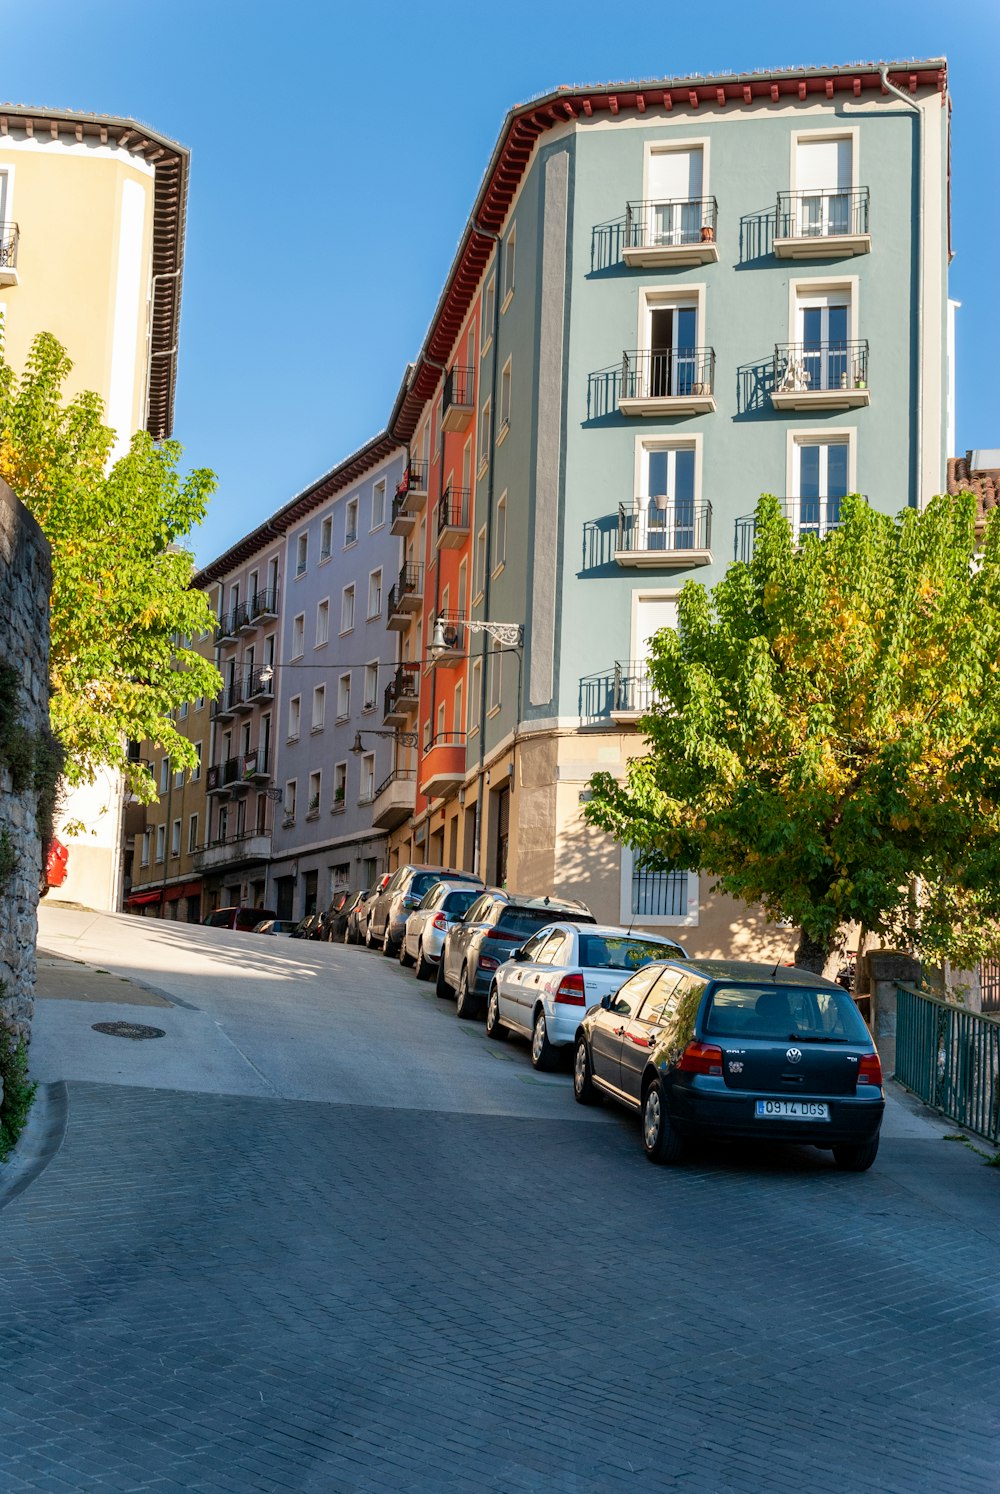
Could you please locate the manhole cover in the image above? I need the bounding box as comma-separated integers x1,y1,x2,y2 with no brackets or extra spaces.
91,1021,166,1041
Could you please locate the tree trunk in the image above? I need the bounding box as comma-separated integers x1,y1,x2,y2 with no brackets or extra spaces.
794,931,841,980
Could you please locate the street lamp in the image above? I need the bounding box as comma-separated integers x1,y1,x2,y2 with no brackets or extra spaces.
350,728,418,755
429,617,524,658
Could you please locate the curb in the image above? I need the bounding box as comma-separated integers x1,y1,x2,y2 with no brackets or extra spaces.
0,1080,68,1210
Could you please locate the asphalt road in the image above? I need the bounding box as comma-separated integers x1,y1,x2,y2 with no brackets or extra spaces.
0,905,996,1492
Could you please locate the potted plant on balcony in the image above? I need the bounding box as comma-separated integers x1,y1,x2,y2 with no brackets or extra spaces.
700,224,714,243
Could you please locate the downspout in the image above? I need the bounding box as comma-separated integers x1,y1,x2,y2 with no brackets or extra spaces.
877,65,923,507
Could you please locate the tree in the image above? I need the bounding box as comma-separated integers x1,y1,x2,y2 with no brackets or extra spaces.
584,493,1000,973
0,330,221,801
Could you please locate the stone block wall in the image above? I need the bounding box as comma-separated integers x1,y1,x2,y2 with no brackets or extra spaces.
0,478,52,1104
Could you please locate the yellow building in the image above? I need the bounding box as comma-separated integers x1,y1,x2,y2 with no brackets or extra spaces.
1,104,189,908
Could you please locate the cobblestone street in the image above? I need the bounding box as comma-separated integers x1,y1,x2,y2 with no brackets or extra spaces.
2,911,998,1492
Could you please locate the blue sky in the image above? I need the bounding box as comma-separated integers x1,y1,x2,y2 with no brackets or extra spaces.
5,1,999,563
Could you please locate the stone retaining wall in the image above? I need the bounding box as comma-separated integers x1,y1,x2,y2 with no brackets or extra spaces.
0,478,52,1105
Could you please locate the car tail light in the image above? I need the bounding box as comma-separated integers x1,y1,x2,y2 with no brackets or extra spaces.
553,973,586,1006
676,1041,724,1076
857,1052,883,1086
479,956,500,971
432,913,448,932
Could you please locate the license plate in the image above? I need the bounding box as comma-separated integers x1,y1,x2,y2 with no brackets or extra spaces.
755,1099,830,1121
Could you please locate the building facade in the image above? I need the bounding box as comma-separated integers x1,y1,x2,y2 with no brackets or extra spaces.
383,61,951,957
0,104,188,911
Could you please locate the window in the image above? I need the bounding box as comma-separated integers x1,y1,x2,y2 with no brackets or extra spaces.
308,771,321,817
367,569,382,619
291,613,305,659
437,700,447,739
790,435,851,540
363,662,379,712
174,764,184,791
372,479,386,530
337,674,351,721
155,824,166,863
287,695,301,740
285,780,297,822
345,498,359,547
458,558,468,619
179,700,188,721
478,399,491,473
499,359,512,437
637,441,698,551
502,223,516,307
140,830,151,867
642,294,701,398
195,695,205,711
620,846,699,926
333,760,347,808
312,685,326,732
494,493,507,572
188,814,199,854
794,288,852,392
320,516,333,560
645,145,706,246
192,743,203,781
482,275,496,351
359,753,375,803
793,135,853,237
295,532,308,577
453,681,463,737
159,758,169,794
316,599,330,647
341,585,355,634
469,661,482,733
488,642,502,713
473,526,487,601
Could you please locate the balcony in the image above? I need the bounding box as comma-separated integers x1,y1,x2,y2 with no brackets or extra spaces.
371,768,417,830
249,586,280,623
205,764,229,797
236,602,256,635
615,499,713,569
383,666,420,726
0,221,19,286
244,666,274,703
619,349,716,417
734,495,868,564
390,489,416,537
774,188,871,259
392,459,429,533
437,485,471,550
215,611,239,646
442,366,474,433
212,679,245,721
387,562,424,630
623,198,719,268
771,341,870,411
192,830,272,875
420,733,467,800
611,661,658,725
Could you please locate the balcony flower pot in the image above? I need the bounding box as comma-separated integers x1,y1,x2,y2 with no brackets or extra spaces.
854,378,867,390
700,225,714,243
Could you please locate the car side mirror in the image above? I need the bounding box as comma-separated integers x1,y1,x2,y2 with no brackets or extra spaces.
600,994,613,1011
512,947,529,962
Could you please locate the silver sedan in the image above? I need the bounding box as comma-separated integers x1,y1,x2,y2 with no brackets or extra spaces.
400,881,484,980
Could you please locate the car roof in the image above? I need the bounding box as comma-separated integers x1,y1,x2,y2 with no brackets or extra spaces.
488,892,593,915
648,958,844,990
401,864,481,879
557,922,685,941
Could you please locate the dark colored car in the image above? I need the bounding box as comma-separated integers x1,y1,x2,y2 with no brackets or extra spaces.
322,889,362,943
290,913,324,940
368,864,482,956
350,875,391,945
437,890,595,1019
203,906,277,932
573,959,884,1171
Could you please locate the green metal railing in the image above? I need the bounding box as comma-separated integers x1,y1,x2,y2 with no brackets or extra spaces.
895,984,1000,1143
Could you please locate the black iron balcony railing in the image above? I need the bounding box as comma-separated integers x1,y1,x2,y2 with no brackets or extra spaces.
213,677,245,715
735,495,869,564
621,348,715,401
773,340,869,396
776,187,870,241
613,660,658,717
384,666,420,719
387,562,423,615
373,766,417,801
394,459,429,501
438,486,471,537
215,611,238,644
443,365,474,414
249,586,279,620
0,221,19,270
244,666,274,701
617,499,712,554
625,197,718,249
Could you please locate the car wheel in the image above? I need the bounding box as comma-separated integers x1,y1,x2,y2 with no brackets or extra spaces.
530,1007,557,1071
573,1038,600,1106
414,942,432,981
832,1136,880,1172
641,1079,684,1164
486,986,508,1041
382,925,395,958
435,956,453,999
365,920,376,949
398,937,414,968
343,925,352,945
455,967,478,1020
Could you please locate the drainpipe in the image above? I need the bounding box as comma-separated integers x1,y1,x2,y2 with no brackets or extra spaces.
877,65,924,507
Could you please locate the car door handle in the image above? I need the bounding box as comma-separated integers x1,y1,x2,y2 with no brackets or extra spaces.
613,1025,626,1036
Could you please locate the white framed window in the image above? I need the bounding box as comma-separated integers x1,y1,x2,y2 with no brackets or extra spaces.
473,526,487,601
155,824,166,863
159,758,169,794
502,223,516,308
367,569,382,619
341,585,355,634
287,695,301,740
488,643,502,714
179,700,188,721
308,771,321,817
320,516,333,560
337,673,351,721
333,761,347,808
359,753,375,804
371,479,386,530
498,359,512,438
284,780,297,822
188,813,199,854
195,695,205,712
170,819,182,857
363,662,379,712
478,399,491,475
638,287,706,398
316,598,330,647
493,492,507,573
291,613,305,659
469,659,482,734
643,140,709,247
311,685,326,732
345,497,359,547
632,436,702,552
786,278,859,395
787,429,855,541
620,846,699,927
192,743,203,781
295,532,308,577
481,275,496,352
789,132,856,237
458,557,468,619
173,764,184,790
453,680,463,737
437,700,447,739
628,591,680,715
140,830,151,867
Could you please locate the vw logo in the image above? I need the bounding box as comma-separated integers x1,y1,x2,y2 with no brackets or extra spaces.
786,1047,802,1064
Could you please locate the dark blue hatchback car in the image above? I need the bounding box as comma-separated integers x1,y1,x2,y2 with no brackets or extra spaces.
574,959,884,1171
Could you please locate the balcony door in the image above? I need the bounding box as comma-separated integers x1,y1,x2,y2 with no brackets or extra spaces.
794,439,850,541
642,446,696,551
628,594,678,713
798,295,849,393
647,147,703,246
646,303,697,397
795,136,851,237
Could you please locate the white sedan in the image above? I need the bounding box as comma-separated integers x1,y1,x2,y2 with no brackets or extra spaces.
485,922,688,1070
400,880,484,980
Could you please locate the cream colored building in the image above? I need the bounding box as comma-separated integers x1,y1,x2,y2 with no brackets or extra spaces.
0,104,189,909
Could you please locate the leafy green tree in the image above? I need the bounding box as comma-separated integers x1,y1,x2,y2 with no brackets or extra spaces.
585,493,1000,972
0,330,220,801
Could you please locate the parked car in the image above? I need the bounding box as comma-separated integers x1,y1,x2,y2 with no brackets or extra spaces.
437,890,595,1019
368,864,481,956
573,959,885,1171
203,907,277,932
322,889,363,943
290,913,324,940
400,881,485,979
253,918,300,938
486,923,688,1070
348,880,389,945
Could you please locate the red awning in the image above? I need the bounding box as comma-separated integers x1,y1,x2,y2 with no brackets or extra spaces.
127,890,162,906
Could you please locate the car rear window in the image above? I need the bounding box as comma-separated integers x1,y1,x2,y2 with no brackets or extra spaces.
578,935,680,972
444,890,480,916
705,985,871,1042
495,908,567,938
410,872,442,897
